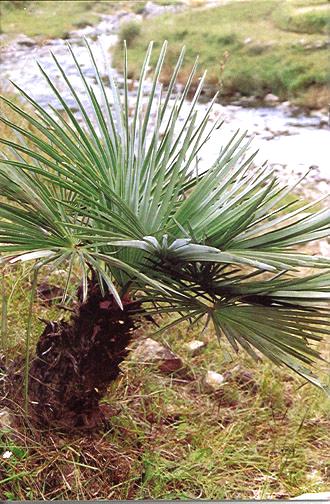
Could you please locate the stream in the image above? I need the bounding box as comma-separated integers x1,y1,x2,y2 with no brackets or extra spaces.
0,10,329,201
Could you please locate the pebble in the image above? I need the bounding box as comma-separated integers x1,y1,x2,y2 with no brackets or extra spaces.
264,93,280,103
204,370,225,392
0,408,13,430
186,339,207,357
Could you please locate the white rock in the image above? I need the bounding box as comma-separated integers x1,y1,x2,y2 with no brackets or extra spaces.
143,1,181,17
204,370,225,392
2,450,13,459
52,269,67,277
316,180,329,195
264,93,280,103
292,492,330,500
186,339,207,357
118,12,142,26
278,100,292,112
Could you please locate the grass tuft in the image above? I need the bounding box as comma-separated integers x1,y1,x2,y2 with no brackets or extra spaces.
119,20,142,48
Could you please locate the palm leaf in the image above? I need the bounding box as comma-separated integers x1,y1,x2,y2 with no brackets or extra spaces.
0,40,329,389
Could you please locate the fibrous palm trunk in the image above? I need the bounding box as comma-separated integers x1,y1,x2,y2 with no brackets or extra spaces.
27,282,139,430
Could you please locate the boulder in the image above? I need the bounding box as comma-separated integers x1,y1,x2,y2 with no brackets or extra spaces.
131,337,183,373
278,101,292,113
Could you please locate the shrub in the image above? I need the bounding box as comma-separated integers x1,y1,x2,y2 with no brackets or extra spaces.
119,20,142,48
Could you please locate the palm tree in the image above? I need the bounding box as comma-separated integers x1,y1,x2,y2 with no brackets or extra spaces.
0,41,329,430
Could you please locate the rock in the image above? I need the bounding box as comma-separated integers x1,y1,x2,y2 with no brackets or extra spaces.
37,282,64,305
316,180,329,196
142,1,182,17
2,450,13,459
292,492,330,500
278,100,292,113
302,40,330,50
261,131,275,140
264,93,280,103
204,370,225,392
118,12,142,26
131,338,183,373
237,95,257,105
186,339,207,357
175,82,184,94
0,408,13,430
15,34,37,47
224,365,258,391
52,269,68,277
70,25,99,38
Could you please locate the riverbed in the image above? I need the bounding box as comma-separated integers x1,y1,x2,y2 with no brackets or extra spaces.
0,10,329,200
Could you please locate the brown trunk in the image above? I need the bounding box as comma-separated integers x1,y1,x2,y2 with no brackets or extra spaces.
26,282,140,431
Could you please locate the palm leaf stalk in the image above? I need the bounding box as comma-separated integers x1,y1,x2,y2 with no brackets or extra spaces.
0,41,329,429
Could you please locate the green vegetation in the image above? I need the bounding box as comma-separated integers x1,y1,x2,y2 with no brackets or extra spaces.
0,0,182,39
1,285,330,498
273,3,329,34
113,0,330,106
119,20,142,48
1,265,329,499
0,0,99,39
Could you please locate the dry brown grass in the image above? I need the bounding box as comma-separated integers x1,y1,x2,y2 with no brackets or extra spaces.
295,84,330,110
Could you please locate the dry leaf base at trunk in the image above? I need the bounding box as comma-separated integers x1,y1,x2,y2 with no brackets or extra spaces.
27,283,139,431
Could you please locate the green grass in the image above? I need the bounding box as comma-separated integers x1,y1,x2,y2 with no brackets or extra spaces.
273,2,329,34
113,0,330,106
0,0,100,39
0,0,182,39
